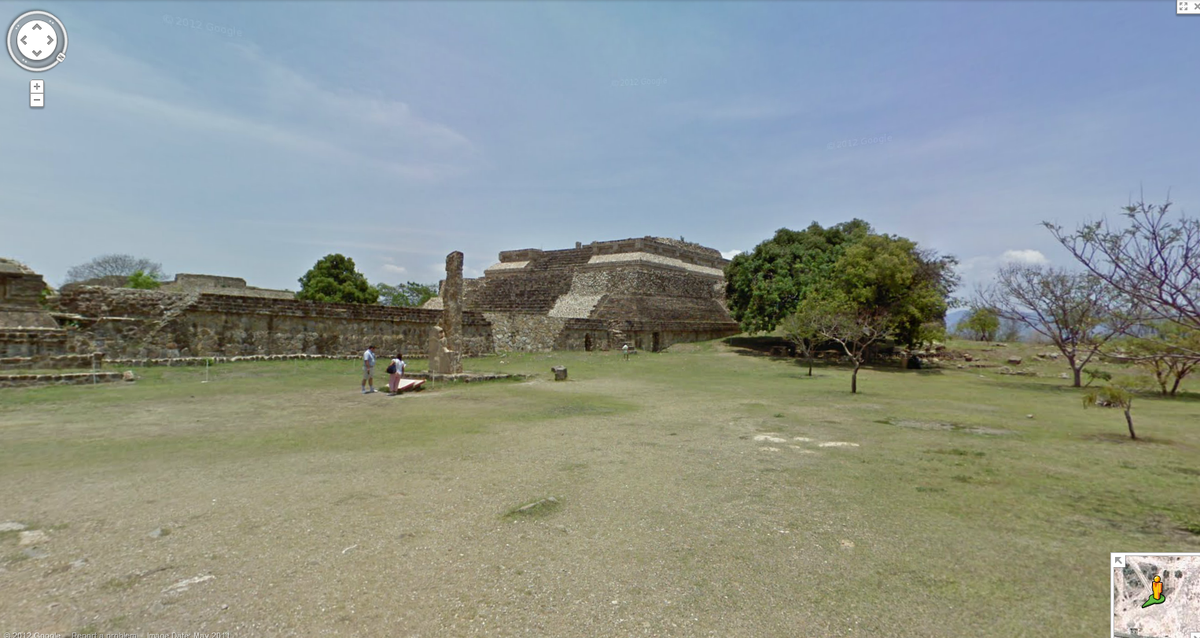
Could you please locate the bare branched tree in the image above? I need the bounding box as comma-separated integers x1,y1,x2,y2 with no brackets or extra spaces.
1045,197,1199,339
1103,322,1200,396
978,264,1135,387
64,254,168,286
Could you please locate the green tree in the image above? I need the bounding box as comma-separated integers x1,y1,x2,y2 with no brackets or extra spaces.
296,254,379,304
959,306,1000,341
1082,375,1153,440
724,220,956,344
378,281,438,307
792,293,892,394
127,270,161,290
780,303,824,376
724,220,873,333
832,234,956,350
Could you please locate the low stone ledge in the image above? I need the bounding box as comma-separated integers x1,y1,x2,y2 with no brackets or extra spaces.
0,353,104,370
405,371,520,383
102,353,437,367
0,372,124,388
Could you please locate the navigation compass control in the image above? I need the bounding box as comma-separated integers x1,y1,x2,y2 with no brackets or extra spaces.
7,10,68,72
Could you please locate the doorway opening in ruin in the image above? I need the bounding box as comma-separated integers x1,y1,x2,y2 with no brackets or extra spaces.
584,333,593,351
652,332,660,352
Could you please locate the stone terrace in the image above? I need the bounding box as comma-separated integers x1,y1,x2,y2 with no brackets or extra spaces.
462,237,740,352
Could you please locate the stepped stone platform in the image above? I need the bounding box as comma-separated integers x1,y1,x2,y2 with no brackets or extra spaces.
454,237,740,352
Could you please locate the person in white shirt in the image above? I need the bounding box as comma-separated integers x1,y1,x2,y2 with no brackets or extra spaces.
362,345,377,394
387,352,406,395
622,343,630,361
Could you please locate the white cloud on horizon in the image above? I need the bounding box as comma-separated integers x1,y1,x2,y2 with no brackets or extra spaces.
721,249,743,260
956,248,1054,298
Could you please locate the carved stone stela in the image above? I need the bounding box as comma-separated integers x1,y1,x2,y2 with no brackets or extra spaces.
429,252,465,374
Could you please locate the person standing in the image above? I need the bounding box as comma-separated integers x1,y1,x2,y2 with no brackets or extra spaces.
362,345,377,394
388,352,406,395
622,343,630,361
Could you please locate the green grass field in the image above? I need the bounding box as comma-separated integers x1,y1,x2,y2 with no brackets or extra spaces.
0,339,1196,636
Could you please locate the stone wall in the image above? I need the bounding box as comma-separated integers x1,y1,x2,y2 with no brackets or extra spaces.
2,239,739,361
0,328,68,358
0,259,57,329
55,286,493,360
160,274,295,300
0,352,101,370
0,371,124,388
484,313,568,352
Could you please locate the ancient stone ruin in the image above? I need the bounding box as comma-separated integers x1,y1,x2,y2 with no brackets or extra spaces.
427,251,465,374
0,237,740,370
159,274,293,299
452,236,739,352
0,258,70,365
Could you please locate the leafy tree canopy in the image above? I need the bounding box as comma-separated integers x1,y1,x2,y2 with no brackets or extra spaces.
831,234,955,348
378,281,438,307
727,220,957,348
958,306,1001,342
296,254,379,304
725,220,873,333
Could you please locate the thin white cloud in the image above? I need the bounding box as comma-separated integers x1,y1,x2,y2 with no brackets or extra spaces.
721,249,743,259
40,37,478,182
663,98,797,122
382,264,407,275
243,44,476,154
1000,249,1048,265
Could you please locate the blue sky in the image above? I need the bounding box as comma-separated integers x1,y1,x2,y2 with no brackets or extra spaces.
2,1,1196,295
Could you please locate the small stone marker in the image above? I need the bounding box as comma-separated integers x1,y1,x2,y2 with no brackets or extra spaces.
551,366,567,381
122,370,135,382
1007,357,1023,365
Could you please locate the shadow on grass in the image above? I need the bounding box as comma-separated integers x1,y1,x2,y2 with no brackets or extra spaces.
1082,432,1185,447
997,379,1200,408
868,366,946,376
981,378,1086,396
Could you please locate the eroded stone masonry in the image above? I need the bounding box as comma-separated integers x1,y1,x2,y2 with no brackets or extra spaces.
429,237,740,352
0,237,740,368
